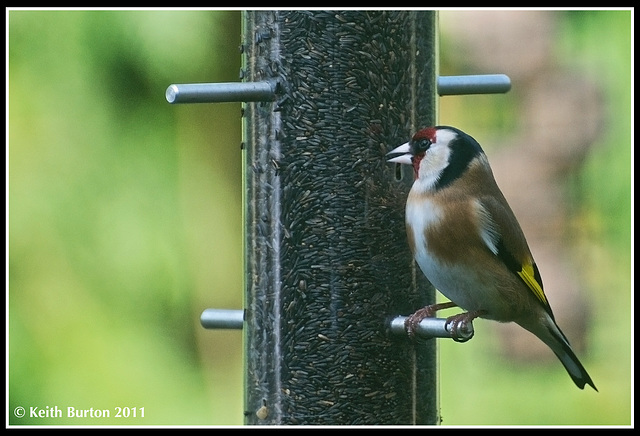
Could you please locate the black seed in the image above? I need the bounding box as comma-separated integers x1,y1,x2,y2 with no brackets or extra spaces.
244,10,437,426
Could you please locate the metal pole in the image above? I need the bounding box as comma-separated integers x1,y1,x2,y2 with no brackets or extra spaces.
200,309,245,330
166,81,277,104
437,74,511,95
200,309,474,342
242,10,438,425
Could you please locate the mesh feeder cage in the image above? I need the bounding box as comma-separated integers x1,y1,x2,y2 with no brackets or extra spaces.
242,10,438,425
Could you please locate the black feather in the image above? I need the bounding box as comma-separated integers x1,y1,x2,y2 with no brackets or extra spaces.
434,126,483,190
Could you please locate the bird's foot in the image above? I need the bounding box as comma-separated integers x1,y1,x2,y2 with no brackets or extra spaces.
444,310,484,343
405,301,458,338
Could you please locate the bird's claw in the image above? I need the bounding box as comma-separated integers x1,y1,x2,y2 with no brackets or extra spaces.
404,306,438,338
444,312,478,343
404,302,460,339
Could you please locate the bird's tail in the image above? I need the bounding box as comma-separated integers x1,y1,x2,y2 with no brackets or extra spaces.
523,315,597,391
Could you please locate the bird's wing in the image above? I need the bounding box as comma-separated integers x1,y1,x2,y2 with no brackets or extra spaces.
477,196,554,316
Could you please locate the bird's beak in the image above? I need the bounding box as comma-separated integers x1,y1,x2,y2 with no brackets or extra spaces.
386,142,412,165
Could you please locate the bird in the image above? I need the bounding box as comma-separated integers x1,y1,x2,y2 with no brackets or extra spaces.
386,125,597,391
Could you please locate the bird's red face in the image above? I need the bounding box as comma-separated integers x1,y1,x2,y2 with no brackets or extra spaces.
408,128,438,179
387,126,482,192
387,127,438,180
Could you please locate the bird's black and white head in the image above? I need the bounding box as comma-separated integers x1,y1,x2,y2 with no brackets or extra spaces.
387,126,485,192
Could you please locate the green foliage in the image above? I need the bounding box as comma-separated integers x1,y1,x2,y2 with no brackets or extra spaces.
8,10,243,425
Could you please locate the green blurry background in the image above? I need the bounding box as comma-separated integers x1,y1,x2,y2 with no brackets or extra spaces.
8,10,631,426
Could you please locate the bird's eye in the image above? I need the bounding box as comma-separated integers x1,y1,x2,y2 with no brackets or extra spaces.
416,139,430,152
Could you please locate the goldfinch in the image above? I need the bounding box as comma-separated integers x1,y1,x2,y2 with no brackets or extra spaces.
387,126,597,391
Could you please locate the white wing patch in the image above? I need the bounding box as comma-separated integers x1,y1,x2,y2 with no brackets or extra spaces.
474,200,500,255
